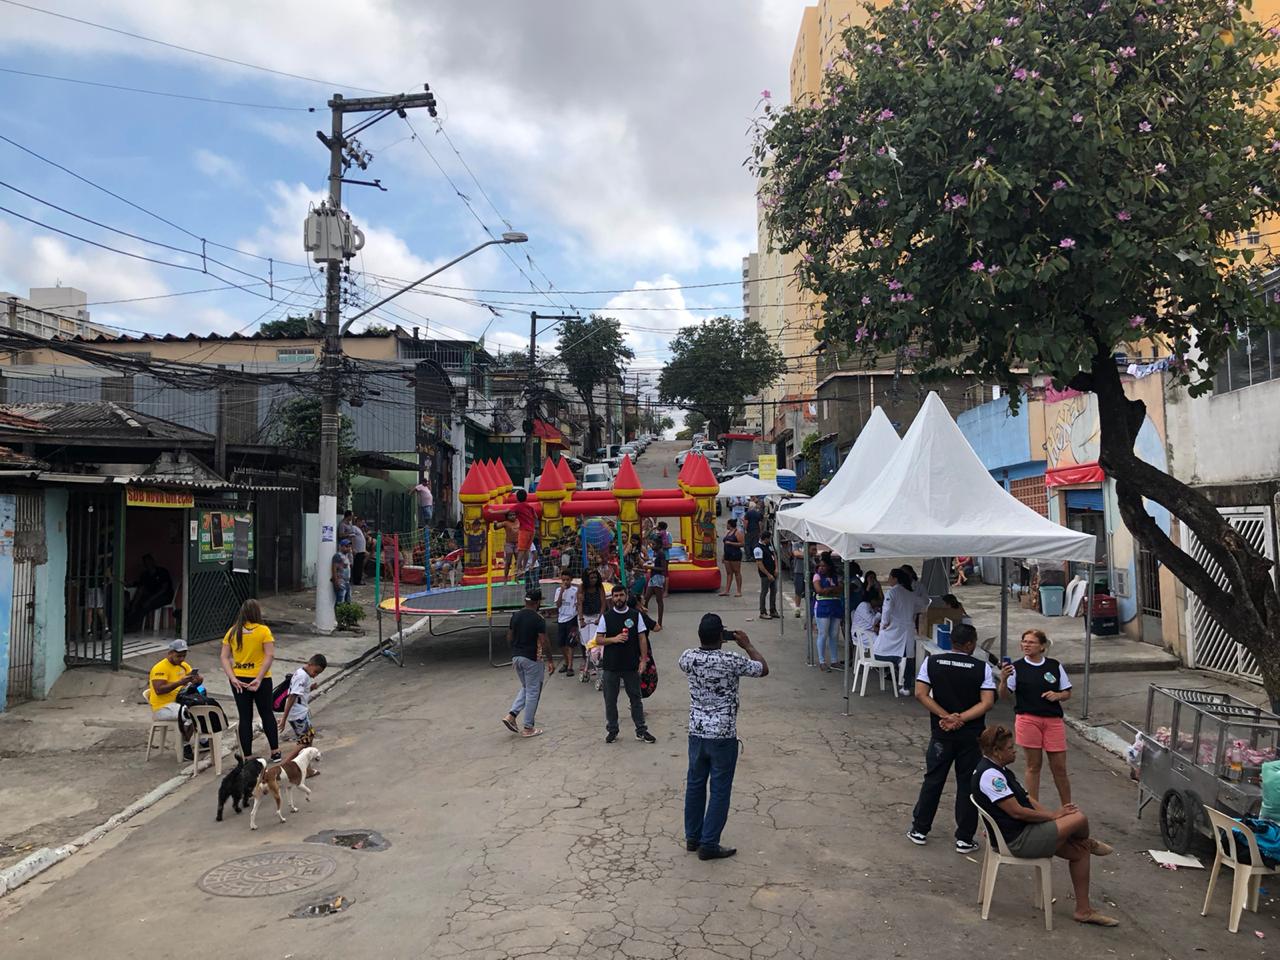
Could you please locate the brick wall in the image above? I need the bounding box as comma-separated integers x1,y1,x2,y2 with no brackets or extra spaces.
1010,475,1048,516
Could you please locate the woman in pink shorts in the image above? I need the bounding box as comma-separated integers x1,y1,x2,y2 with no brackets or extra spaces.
998,628,1073,804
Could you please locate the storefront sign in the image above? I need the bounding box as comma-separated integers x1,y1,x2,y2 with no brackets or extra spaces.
126,487,195,509
198,510,254,563
757,455,778,483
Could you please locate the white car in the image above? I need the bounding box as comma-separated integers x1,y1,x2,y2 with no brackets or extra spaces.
581,463,613,491
676,448,723,469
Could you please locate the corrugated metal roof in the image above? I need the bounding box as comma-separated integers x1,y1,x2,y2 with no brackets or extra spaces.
0,470,295,491
0,402,212,442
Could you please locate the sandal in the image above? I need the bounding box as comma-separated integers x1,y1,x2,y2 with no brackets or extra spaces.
521,728,544,738
1088,839,1114,857
501,715,518,733
1073,911,1119,927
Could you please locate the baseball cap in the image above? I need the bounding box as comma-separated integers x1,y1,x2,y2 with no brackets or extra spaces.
168,639,189,653
698,613,728,644
339,538,351,545
525,588,543,603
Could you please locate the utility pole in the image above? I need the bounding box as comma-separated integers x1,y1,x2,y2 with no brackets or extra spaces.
524,311,578,485
308,88,438,632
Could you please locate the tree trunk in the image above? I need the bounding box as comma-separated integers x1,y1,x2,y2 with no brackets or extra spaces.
581,394,599,453
1078,348,1280,699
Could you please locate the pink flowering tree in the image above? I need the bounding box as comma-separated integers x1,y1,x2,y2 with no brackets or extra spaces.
754,0,1280,695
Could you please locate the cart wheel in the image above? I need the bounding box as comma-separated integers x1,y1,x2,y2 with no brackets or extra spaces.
1159,788,1198,854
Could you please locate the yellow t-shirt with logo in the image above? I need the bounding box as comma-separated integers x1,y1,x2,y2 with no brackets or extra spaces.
148,658,192,711
222,622,275,679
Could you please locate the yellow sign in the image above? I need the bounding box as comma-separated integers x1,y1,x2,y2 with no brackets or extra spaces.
757,455,777,483
126,487,194,509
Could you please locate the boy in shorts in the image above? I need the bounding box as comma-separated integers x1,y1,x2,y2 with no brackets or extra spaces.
279,654,328,743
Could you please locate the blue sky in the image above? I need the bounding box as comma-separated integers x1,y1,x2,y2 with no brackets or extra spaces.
0,0,812,393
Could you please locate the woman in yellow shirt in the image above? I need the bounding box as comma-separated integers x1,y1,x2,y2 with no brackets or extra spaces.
219,598,279,760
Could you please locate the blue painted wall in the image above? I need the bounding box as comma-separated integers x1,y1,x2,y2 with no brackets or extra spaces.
34,489,68,699
957,393,1033,472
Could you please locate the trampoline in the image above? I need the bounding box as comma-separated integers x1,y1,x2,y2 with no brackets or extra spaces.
379,577,569,667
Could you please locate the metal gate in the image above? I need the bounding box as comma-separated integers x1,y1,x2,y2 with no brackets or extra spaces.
6,491,42,705
188,496,257,642
65,487,123,667
1183,506,1275,684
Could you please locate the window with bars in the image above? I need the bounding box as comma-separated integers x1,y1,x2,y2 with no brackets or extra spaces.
1214,327,1280,394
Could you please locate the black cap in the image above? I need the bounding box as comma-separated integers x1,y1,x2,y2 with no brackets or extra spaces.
698,613,726,644
525,589,542,604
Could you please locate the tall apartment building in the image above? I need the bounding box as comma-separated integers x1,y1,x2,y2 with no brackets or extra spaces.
755,1,871,441
1,286,116,340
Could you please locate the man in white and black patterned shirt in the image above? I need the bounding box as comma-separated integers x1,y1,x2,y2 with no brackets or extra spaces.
678,613,769,861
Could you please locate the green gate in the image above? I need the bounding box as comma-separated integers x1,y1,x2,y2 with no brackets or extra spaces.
187,495,257,642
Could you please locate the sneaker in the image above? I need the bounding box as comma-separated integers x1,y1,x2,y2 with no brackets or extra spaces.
955,839,979,854
605,731,619,743
182,745,194,761
793,608,800,618
907,830,928,845
898,687,912,697
636,730,657,744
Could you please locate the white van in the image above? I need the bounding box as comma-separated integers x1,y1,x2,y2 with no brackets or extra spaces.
582,462,613,491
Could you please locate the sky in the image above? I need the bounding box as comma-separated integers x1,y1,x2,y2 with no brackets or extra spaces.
0,0,813,405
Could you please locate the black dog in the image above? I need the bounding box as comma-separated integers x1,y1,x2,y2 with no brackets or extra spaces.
216,756,267,821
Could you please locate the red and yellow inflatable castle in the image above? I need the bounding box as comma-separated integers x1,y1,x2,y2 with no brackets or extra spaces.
456,453,721,591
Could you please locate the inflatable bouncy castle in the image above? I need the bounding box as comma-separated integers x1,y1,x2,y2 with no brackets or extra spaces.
456,453,720,591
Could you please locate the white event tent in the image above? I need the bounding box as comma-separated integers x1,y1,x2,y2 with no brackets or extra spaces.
782,393,1101,717
715,474,791,499
777,405,902,545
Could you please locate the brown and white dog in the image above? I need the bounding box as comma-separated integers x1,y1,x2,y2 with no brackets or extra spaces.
249,746,321,829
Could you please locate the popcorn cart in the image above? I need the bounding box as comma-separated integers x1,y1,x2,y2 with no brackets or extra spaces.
1133,686,1279,854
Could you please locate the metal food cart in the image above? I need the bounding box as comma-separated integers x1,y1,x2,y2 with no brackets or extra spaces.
1134,685,1279,853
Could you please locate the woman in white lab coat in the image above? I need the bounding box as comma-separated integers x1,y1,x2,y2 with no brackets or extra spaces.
873,568,917,695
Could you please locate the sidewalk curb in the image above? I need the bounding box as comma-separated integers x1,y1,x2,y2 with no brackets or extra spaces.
1064,714,1132,760
0,613,432,901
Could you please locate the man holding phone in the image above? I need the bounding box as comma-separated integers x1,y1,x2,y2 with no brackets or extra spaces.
678,614,769,860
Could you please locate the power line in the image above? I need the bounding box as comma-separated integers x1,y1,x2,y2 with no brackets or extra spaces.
0,66,318,111
0,0,386,94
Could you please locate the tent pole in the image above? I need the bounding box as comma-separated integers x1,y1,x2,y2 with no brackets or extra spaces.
1082,562,1095,719
776,520,783,639
999,558,1009,661
804,543,814,666
842,559,851,717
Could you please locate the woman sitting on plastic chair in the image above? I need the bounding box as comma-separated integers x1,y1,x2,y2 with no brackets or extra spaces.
972,725,1119,928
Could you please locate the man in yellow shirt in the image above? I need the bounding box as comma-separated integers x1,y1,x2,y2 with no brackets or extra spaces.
148,639,200,745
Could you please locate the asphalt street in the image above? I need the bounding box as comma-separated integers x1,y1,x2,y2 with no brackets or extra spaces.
1,441,1270,959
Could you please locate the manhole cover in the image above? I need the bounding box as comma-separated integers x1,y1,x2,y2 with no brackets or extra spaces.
304,828,390,852
198,851,338,897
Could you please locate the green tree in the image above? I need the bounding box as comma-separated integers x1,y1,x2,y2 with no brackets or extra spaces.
756,0,1280,695
259,315,313,337
659,317,786,440
556,315,634,452
796,432,823,497
271,395,357,493
675,411,707,442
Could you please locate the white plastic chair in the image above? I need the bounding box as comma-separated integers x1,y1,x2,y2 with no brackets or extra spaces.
144,716,185,764
186,704,235,777
1202,806,1280,933
971,796,1054,930
849,630,899,697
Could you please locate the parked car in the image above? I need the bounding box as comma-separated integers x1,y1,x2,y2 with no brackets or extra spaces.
720,461,756,480
693,440,720,454
676,448,723,469
581,462,613,491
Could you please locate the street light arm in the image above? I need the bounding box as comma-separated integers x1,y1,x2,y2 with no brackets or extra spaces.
340,233,527,333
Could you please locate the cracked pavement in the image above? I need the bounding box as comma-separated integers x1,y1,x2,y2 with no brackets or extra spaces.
2,582,1272,959
1,450,1271,957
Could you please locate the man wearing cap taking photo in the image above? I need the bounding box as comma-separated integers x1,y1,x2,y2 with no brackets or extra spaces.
678,614,769,860
147,638,200,750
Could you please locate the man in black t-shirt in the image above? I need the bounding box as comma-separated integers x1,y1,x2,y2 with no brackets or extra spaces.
907,622,996,853
753,530,778,619
743,500,763,557
597,584,655,743
502,590,552,738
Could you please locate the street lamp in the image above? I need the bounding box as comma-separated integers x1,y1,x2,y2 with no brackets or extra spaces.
340,232,529,332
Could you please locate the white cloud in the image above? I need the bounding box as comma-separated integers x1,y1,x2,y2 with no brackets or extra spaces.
0,0,813,276
193,148,243,183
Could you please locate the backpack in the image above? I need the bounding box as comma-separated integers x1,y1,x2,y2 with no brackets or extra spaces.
272,676,292,712
640,656,658,698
